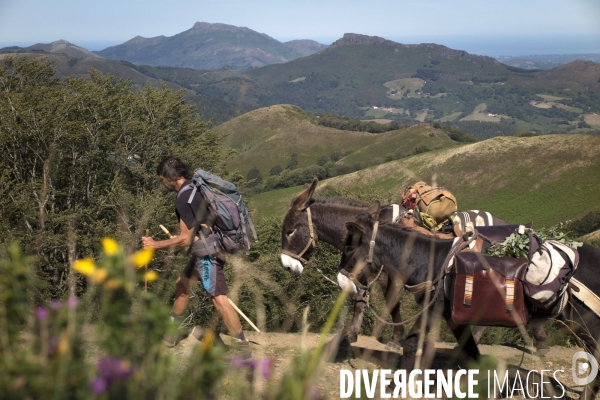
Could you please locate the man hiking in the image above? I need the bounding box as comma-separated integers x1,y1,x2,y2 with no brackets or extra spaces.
142,156,250,355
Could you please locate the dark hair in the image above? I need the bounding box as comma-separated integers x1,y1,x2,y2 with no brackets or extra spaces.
156,156,193,181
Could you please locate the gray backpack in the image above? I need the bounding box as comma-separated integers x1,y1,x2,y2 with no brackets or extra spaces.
179,169,258,255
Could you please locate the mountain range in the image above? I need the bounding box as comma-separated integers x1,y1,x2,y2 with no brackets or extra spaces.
95,22,328,70
2,25,599,132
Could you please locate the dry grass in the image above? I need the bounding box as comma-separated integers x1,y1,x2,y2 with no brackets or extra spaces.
460,103,507,122
584,113,600,126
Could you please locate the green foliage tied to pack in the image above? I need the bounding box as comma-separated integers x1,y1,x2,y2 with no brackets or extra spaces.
486,223,583,259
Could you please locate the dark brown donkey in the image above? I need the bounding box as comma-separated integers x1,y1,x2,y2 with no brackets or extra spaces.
338,201,600,399
280,179,405,348
279,179,538,349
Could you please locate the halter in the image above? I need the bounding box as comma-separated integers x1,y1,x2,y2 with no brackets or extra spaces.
281,207,317,264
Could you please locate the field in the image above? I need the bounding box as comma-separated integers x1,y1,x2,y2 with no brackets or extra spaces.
384,78,425,99
460,103,506,123
584,113,600,126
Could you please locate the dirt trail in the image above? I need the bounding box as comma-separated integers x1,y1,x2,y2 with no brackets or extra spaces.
173,332,589,399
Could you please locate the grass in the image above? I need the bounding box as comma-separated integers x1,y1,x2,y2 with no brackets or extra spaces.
218,105,458,176
247,134,600,228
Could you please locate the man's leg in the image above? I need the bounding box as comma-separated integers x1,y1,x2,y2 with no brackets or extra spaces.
173,275,198,317
199,255,250,357
211,295,243,338
163,258,198,347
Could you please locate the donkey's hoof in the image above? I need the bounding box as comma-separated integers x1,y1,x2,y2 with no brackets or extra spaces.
385,340,403,352
535,347,550,357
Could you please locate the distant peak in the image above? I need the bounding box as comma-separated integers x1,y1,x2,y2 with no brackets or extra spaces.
189,21,251,34
331,33,400,47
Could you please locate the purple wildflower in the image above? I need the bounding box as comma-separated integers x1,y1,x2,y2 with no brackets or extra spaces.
50,300,62,310
67,297,79,308
36,307,48,321
258,358,273,379
97,357,133,380
90,377,107,396
232,357,273,379
309,386,319,400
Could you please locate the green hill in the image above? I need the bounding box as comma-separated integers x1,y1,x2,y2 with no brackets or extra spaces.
248,134,600,228
216,104,460,177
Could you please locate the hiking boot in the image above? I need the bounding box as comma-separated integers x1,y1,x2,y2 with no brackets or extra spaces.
229,340,252,360
162,330,189,348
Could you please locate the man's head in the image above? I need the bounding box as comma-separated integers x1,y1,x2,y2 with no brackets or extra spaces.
156,156,193,192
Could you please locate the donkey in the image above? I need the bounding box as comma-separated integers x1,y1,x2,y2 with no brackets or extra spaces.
280,179,406,348
279,179,530,349
338,201,600,399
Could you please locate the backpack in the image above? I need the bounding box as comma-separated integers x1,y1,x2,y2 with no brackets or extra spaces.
401,181,457,224
180,169,258,255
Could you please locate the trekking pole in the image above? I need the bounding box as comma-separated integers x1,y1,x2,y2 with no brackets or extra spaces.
228,298,261,334
159,224,172,238
145,229,149,292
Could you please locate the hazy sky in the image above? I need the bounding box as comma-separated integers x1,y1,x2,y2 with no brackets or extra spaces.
1,0,599,55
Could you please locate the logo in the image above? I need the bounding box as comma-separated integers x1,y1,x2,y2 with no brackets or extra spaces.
572,351,599,386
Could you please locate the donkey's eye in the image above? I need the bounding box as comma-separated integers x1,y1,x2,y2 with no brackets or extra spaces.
287,229,297,237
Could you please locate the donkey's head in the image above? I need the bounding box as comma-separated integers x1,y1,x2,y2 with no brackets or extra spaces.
280,178,318,274
337,200,382,296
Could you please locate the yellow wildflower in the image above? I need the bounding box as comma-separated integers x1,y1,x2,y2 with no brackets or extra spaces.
103,279,120,290
132,248,154,267
101,237,119,256
58,330,69,355
143,270,158,282
73,259,96,276
202,329,215,351
92,268,108,284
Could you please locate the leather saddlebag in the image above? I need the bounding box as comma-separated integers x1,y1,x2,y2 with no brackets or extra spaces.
450,252,530,327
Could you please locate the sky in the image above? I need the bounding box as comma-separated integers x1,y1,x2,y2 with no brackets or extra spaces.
1,0,600,56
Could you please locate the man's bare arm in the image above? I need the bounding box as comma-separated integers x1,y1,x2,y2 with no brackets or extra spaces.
142,218,196,250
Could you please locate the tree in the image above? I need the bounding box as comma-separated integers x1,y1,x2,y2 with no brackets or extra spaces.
246,166,263,186
286,153,298,170
269,164,283,176
0,56,230,298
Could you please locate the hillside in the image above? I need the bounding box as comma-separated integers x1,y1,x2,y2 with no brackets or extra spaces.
216,104,459,177
162,33,600,134
95,22,328,70
0,52,254,123
249,134,600,228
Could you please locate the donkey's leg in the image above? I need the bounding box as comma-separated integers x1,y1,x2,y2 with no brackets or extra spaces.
532,324,549,356
339,289,367,346
399,316,422,372
383,275,405,350
471,325,486,343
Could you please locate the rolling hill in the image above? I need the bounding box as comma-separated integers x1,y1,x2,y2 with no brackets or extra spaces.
95,22,328,70
216,104,461,177
248,133,600,228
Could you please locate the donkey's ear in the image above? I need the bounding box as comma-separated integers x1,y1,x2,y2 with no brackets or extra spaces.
292,178,318,211
367,200,381,221
345,221,365,234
